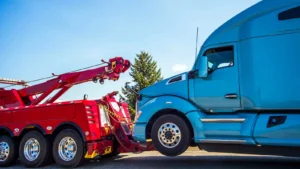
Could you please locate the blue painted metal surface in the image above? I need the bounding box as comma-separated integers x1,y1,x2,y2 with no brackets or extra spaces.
136,96,198,124
254,114,300,146
190,42,240,112
139,73,189,100
132,123,147,142
186,111,257,144
133,0,300,150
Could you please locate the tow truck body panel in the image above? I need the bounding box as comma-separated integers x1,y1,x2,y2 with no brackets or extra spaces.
1,101,103,140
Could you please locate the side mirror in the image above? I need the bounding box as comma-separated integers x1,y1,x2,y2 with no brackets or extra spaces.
198,56,208,78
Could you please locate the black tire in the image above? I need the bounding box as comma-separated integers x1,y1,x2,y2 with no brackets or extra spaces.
0,135,17,167
151,114,191,156
52,129,85,168
45,141,54,165
19,131,51,168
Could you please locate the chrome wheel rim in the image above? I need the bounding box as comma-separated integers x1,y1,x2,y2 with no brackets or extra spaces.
158,122,181,148
24,138,40,161
58,137,77,161
0,142,9,162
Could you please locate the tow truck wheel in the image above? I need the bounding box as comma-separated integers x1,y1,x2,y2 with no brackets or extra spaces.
19,131,51,168
151,114,191,156
0,135,17,167
53,129,84,168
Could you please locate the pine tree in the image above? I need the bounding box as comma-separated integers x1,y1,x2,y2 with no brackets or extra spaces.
121,51,163,120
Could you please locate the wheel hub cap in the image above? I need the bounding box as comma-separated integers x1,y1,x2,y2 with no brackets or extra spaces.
0,142,9,162
58,137,77,161
165,131,173,140
158,122,181,148
24,138,40,161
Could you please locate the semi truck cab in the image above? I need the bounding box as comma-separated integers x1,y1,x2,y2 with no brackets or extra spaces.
133,0,300,157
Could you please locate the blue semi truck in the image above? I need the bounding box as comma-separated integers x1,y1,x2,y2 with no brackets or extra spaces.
132,0,300,157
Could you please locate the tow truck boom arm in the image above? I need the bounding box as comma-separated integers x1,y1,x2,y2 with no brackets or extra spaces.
0,57,130,107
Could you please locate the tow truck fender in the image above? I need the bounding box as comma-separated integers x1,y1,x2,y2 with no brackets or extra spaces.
0,126,14,137
52,122,87,142
134,96,206,142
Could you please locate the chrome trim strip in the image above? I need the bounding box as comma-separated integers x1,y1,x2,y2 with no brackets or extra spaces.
200,118,245,123
200,139,246,144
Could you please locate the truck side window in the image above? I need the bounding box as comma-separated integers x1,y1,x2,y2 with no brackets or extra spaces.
278,6,300,20
204,46,234,73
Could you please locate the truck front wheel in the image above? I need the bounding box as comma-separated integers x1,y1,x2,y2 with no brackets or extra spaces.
0,135,17,167
151,114,191,156
52,129,84,168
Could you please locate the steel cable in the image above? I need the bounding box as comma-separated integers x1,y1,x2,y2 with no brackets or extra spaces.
2,63,106,88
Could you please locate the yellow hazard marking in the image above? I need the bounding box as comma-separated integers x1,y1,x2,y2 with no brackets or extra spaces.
84,150,99,159
111,61,116,69
105,127,109,134
103,146,112,155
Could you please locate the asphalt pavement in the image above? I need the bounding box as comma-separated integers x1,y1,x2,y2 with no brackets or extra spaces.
8,147,300,169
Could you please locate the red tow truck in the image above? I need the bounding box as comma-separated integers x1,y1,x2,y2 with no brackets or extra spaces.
0,57,152,168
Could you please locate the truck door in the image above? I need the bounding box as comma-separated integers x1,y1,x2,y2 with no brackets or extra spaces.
189,43,241,112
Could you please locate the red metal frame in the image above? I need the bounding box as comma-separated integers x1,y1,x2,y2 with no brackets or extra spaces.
97,91,154,153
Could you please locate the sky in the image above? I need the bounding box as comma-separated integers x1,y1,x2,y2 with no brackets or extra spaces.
0,0,260,101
